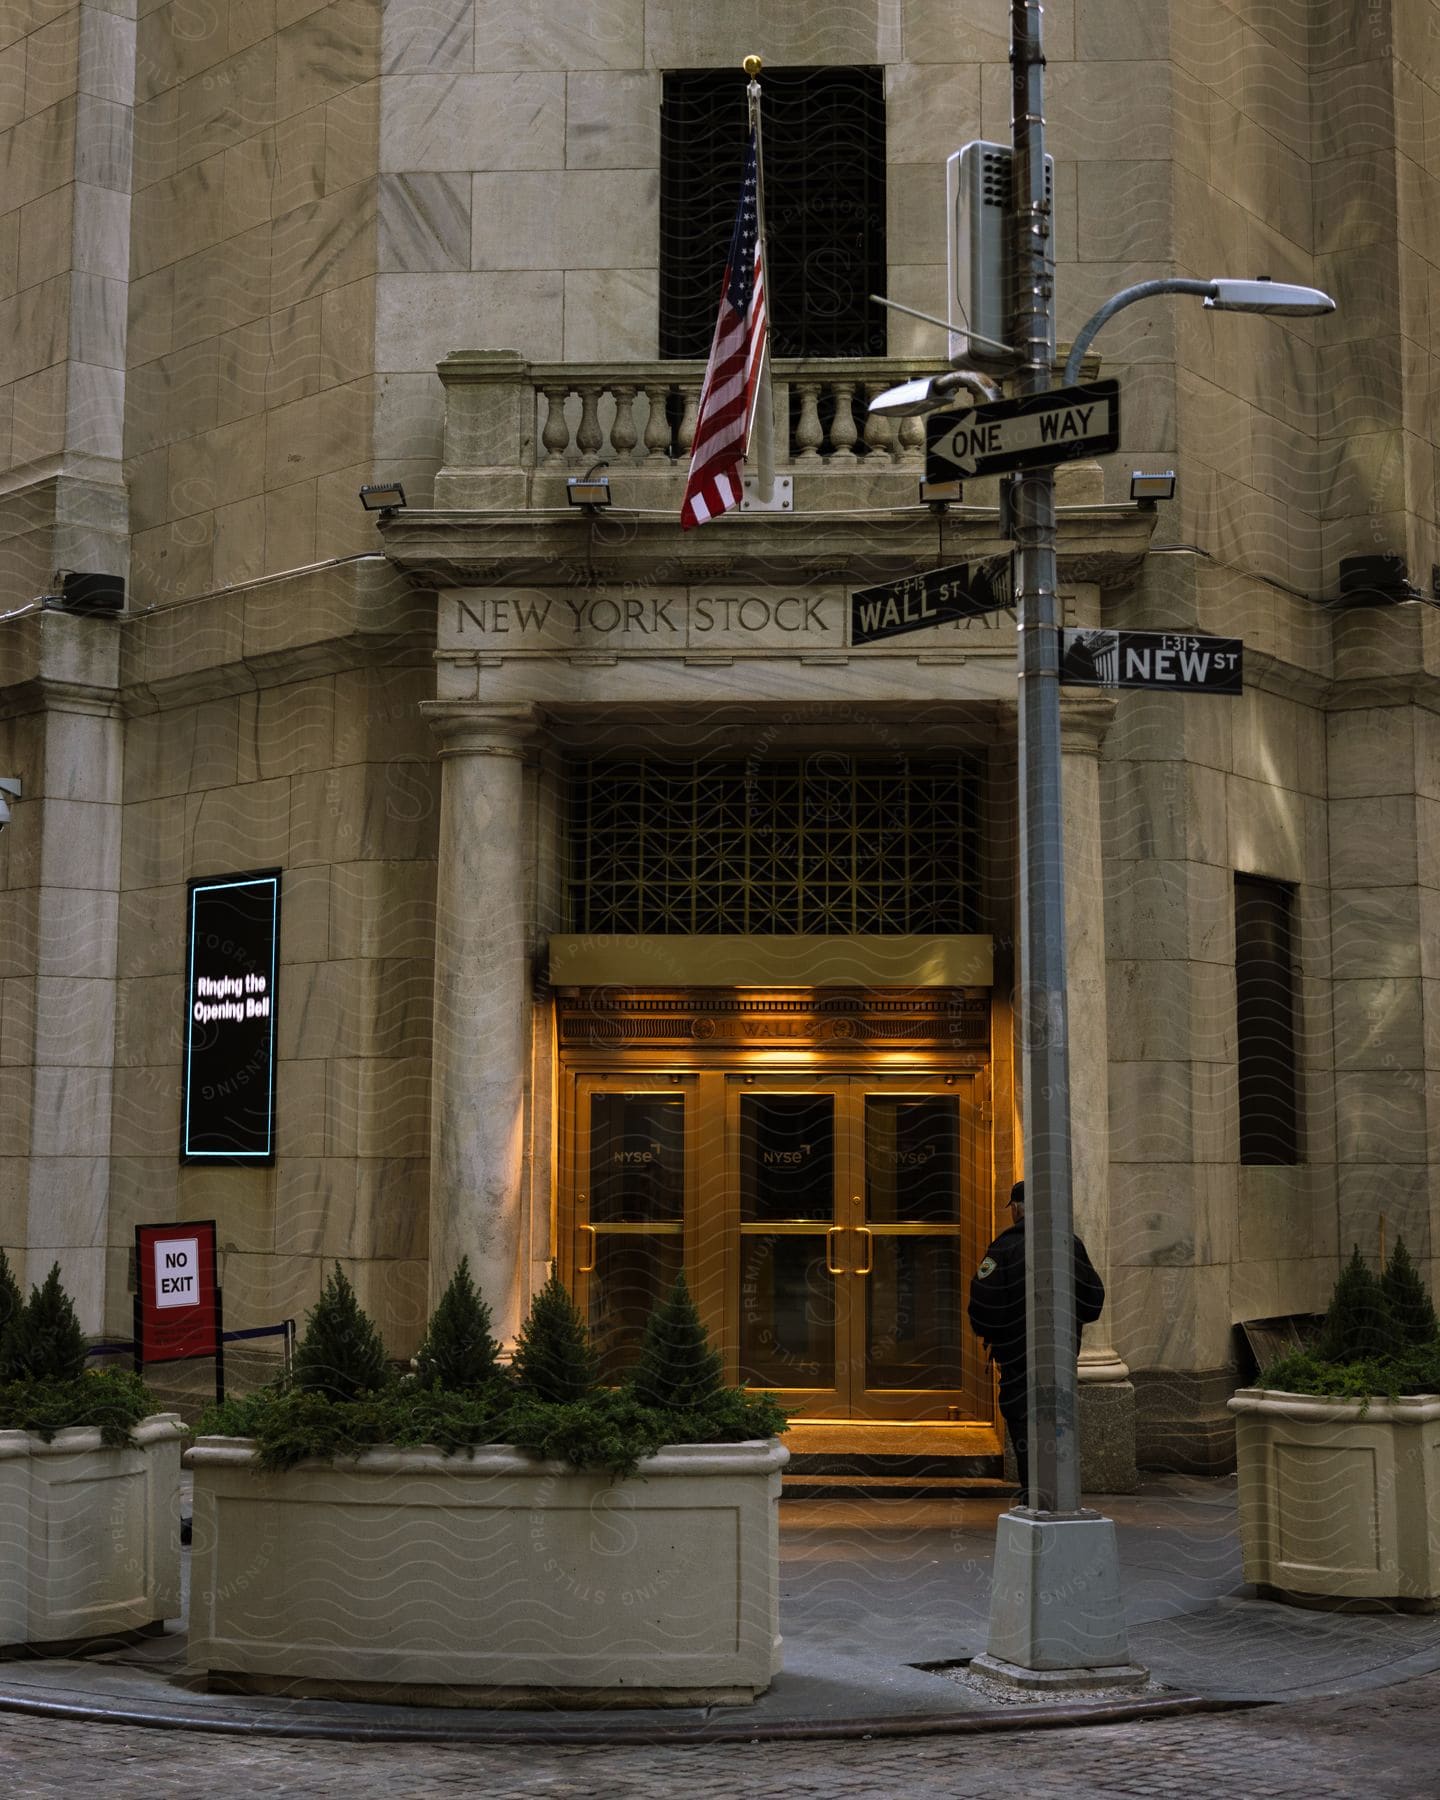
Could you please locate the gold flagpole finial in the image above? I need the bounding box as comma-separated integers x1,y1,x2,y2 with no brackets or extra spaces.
743,55,763,77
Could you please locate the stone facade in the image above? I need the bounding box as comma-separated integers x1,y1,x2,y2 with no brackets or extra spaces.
2,0,1439,1475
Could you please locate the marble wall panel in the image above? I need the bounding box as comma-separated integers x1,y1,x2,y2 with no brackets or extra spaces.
1335,1067,1429,1165
377,170,469,271
382,0,471,75
477,0,642,71
374,269,562,368
379,70,563,173
564,68,657,170
468,167,656,270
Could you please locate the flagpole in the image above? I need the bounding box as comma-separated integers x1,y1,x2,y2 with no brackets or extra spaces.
742,54,775,498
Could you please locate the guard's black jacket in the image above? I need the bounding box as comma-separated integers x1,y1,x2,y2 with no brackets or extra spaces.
966,1220,1105,1406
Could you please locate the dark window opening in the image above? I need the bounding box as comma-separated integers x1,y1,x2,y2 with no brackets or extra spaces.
1235,875,1299,1164
659,66,887,360
566,754,984,936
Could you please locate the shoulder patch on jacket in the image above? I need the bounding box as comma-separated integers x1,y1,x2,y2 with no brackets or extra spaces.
976,1255,997,1278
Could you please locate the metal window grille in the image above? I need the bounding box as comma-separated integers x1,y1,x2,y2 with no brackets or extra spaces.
566,755,984,936
659,66,888,361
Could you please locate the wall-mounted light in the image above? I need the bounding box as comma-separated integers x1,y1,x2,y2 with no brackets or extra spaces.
0,777,20,830
1130,470,1176,508
566,462,612,512
919,476,963,510
358,482,408,515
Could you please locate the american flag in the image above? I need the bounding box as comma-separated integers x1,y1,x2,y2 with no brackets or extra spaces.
680,128,772,530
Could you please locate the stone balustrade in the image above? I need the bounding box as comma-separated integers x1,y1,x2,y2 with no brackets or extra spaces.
528,356,939,470
431,349,1101,512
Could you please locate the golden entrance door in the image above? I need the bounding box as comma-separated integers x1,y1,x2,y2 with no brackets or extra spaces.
560,1062,992,1427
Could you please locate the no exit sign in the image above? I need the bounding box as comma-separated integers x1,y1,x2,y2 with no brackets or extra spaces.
136,1220,219,1366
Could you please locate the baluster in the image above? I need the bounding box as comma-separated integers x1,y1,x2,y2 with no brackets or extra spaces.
642,384,672,459
610,385,638,460
898,413,926,461
862,388,896,460
678,384,699,456
541,386,572,465
575,384,603,462
830,381,858,459
794,381,823,459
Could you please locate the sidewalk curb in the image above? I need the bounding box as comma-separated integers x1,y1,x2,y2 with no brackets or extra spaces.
0,1687,1267,1745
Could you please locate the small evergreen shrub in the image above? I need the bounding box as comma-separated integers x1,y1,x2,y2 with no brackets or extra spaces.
200,1263,788,1474
1261,1239,1440,1400
2,1263,88,1383
414,1257,501,1390
0,1248,23,1350
0,1369,157,1446
512,1267,597,1403
1380,1237,1439,1349
291,1267,389,1401
630,1273,723,1409
1316,1247,1394,1364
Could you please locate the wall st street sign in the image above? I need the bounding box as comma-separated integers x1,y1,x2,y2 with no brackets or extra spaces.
1060,629,1244,694
926,379,1121,481
851,556,1012,645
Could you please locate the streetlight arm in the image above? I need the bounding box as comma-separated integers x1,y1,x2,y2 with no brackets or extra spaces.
1063,279,1216,385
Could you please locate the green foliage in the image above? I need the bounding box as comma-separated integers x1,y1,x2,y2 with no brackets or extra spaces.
0,1369,158,1446
291,1266,389,1401
200,1383,512,1471
1259,1343,1440,1406
1380,1237,1440,1349
1256,1239,1440,1401
630,1272,723,1409
499,1385,789,1477
1,1263,87,1383
512,1267,597,1403
415,1257,501,1390
0,1248,23,1349
202,1269,788,1475
1316,1247,1395,1364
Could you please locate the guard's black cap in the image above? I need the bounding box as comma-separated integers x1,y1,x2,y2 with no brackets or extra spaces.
1009,1181,1025,1207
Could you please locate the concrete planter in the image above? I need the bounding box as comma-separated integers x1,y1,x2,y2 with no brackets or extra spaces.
187,1436,788,1706
1229,1387,1440,1610
0,1414,185,1649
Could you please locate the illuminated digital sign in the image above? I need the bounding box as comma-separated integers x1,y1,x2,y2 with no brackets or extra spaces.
182,871,280,1163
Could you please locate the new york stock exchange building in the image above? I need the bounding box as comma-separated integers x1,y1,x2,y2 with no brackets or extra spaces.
2,4,1438,1486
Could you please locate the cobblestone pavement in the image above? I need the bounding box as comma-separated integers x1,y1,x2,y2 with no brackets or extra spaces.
1,1675,1435,1799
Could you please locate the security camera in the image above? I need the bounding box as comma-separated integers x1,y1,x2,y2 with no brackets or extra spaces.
0,777,20,830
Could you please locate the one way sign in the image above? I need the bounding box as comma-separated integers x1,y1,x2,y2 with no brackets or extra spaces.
926,379,1121,481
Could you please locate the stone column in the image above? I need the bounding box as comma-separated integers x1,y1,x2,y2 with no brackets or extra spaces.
421,703,540,1344
1062,697,1138,1491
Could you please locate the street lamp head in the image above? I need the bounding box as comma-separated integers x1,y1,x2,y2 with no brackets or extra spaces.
1204,278,1336,317
866,376,942,418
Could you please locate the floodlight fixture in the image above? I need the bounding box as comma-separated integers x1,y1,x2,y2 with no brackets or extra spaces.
0,777,19,830
566,462,612,512
358,482,408,514
1130,470,1177,507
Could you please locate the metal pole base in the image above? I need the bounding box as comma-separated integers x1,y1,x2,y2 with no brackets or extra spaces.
986,1509,1145,1678
969,1651,1150,1694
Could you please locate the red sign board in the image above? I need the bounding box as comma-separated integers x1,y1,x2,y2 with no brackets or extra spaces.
136,1220,220,1364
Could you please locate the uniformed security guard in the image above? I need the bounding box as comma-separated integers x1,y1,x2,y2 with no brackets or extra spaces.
967,1179,1105,1503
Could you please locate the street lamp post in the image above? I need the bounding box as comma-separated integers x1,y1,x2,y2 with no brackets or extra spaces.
866,0,1336,1693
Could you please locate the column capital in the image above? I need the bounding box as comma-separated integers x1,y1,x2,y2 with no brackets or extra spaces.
1059,695,1117,757
420,702,544,760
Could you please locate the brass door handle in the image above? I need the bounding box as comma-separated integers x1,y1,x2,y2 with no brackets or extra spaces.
854,1225,873,1276
825,1225,846,1276
577,1221,597,1273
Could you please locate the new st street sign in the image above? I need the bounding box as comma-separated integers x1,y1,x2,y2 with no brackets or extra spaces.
926,379,1121,481
1061,629,1244,694
851,556,1012,645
